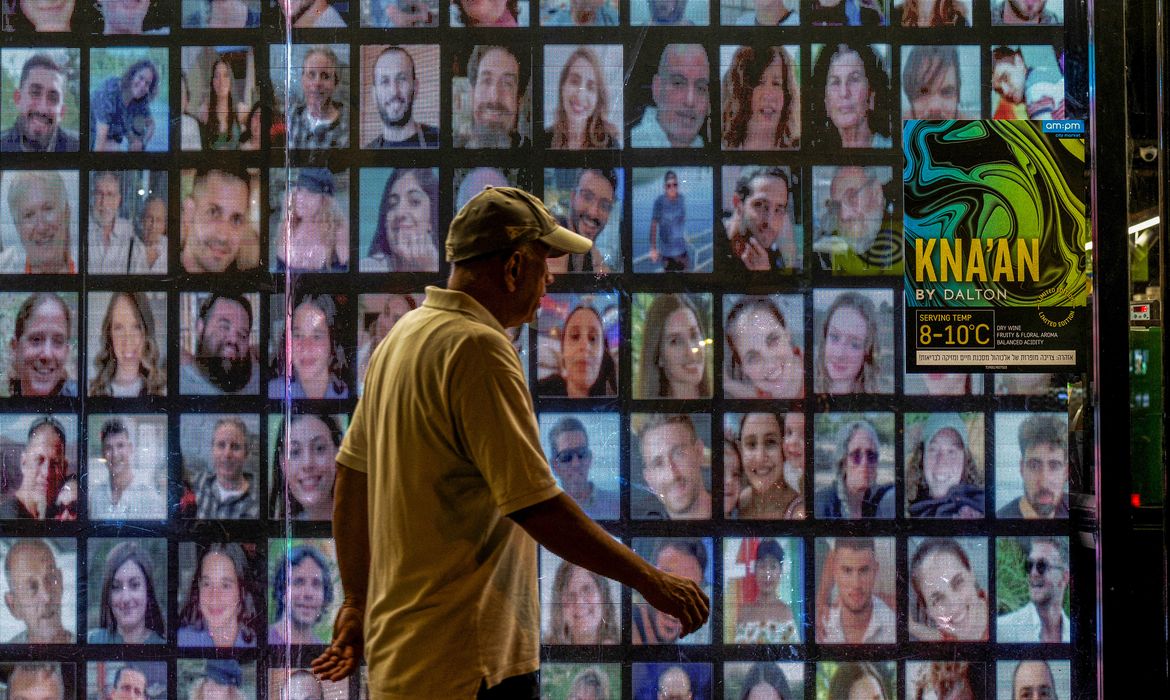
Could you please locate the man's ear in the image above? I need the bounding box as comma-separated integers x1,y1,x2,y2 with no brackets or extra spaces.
651,74,662,106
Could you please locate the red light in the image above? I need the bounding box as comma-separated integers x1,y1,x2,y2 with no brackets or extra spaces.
1131,493,1142,507
1136,305,1149,312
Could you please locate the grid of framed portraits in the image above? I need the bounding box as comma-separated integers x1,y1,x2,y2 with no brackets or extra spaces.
0,1,1090,699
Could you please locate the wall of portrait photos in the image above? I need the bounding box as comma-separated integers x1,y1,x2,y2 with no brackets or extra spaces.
0,1,1096,699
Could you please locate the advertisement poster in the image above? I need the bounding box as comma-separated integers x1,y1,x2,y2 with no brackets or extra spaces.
904,120,1089,371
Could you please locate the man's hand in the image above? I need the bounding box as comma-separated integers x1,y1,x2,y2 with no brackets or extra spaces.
638,570,710,638
740,237,771,271
311,602,364,681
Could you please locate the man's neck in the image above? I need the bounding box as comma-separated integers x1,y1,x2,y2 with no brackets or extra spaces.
1036,600,1065,640
656,110,694,148
669,491,712,519
16,121,55,151
27,621,67,643
381,120,418,143
217,473,247,492
839,602,873,643
110,470,133,502
98,220,116,243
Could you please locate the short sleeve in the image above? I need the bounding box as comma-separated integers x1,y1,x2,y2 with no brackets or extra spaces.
336,391,370,473
451,333,559,514
651,197,663,224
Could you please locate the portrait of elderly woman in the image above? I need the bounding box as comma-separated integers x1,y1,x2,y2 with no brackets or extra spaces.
813,414,895,519
3,292,78,398
359,168,441,272
0,170,78,274
721,45,800,150
807,42,892,150
90,50,168,152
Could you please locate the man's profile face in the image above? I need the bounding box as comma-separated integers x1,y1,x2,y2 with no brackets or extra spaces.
111,669,148,700
3,543,64,636
1020,441,1068,517
651,545,703,641
471,48,521,135
91,175,122,229
101,430,133,482
651,46,710,147
1025,541,1068,608
828,167,885,253
640,423,703,517
569,170,614,242
373,50,416,128
1013,661,1056,700
909,63,960,119
832,545,877,614
283,673,325,700
552,429,592,502
7,671,63,700
14,67,66,147
286,555,327,628
736,175,788,249
301,51,339,117
183,172,249,273
195,299,253,391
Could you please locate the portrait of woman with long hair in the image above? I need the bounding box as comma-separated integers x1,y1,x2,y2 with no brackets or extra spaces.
721,45,800,150
89,541,166,644
546,46,620,150
89,292,166,397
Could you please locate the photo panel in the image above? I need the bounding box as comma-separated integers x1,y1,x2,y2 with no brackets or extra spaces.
0,538,77,644
995,660,1071,700
719,44,801,151
538,412,621,521
86,538,168,644
991,0,1065,24
359,44,440,149
630,413,713,520
0,170,80,274
89,47,169,152
542,44,624,149
2,662,76,699
541,664,621,700
815,662,896,699
994,411,1070,518
809,0,889,25
631,166,714,273
177,658,257,699
628,41,712,149
179,168,262,274
182,0,263,28
536,292,620,399
356,293,423,392
723,537,804,644
0,414,79,520
810,164,901,276
632,663,712,699
452,44,532,149
723,294,805,400
812,288,896,395
362,0,439,27
267,292,353,400
632,0,707,24
1,2,81,33
176,541,263,648
92,0,169,34
993,372,1062,398
905,662,985,699
720,164,804,274
540,547,622,645
900,45,982,121
631,292,714,399
903,412,986,519
540,0,619,25
87,170,168,275
814,537,897,645
358,167,441,273
724,411,807,520
178,292,261,396
178,413,262,520
269,0,350,27
908,537,990,641
270,43,351,150
904,368,984,396
180,45,259,152
270,668,350,699
86,414,168,521
269,168,349,272
86,292,167,397
268,413,347,522
454,167,532,213
720,0,798,25
267,538,341,645
0,48,81,152
87,661,166,700
725,663,804,700
996,536,1072,644
807,43,893,151
631,538,713,644
891,0,973,26
991,44,1067,120
543,168,624,274
0,291,79,398
450,0,528,26
813,412,896,519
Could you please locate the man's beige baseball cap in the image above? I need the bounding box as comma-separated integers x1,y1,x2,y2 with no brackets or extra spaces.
445,186,593,263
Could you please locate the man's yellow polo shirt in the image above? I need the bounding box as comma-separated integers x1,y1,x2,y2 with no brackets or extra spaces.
337,286,561,699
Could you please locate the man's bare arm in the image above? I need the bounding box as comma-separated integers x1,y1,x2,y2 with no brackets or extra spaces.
311,464,369,681
510,492,710,636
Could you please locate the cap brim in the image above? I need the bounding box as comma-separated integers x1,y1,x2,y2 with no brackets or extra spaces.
540,224,594,258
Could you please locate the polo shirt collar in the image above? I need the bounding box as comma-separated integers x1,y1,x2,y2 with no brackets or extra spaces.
423,286,508,336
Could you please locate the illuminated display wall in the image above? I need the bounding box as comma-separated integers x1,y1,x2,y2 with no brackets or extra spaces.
0,1,1095,698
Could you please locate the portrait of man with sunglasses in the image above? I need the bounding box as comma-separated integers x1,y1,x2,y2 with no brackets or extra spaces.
814,417,895,519
812,165,902,275
998,536,1072,643
544,415,619,520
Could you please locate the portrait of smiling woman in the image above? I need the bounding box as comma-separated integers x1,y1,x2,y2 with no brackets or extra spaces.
544,45,622,150
88,539,167,645
360,167,441,272
721,45,801,150
269,413,343,522
634,293,712,399
87,292,167,397
908,537,989,642
537,296,619,398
